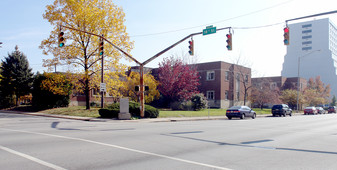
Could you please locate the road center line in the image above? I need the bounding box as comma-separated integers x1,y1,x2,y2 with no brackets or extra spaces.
1,128,231,170
0,145,67,170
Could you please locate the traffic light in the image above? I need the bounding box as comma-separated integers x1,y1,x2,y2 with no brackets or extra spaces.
284,27,289,45
226,33,232,51
58,31,64,47
99,38,104,56
188,40,194,56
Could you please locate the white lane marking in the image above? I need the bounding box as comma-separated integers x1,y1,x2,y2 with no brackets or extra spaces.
1,128,231,170
0,145,67,170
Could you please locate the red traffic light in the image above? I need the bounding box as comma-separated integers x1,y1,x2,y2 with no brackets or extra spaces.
226,33,232,51
188,40,194,56
284,27,290,45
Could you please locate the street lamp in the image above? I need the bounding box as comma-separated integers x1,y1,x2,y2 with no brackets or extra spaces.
296,49,321,113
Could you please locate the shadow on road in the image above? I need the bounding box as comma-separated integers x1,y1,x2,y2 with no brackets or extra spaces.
162,133,337,155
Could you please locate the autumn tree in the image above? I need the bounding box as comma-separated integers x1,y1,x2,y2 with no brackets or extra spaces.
303,76,330,106
250,78,280,109
158,56,200,103
123,71,160,103
280,89,301,109
32,72,73,109
40,0,133,109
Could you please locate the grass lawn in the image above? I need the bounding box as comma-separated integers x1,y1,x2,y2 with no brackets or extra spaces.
36,106,101,118
159,109,226,118
159,108,272,118
10,105,272,118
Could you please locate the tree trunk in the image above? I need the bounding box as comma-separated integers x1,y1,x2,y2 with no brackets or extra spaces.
84,74,90,110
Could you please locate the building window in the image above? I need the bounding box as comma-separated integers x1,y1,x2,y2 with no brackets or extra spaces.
225,71,229,81
302,24,312,28
270,82,277,90
302,30,312,34
302,41,312,45
245,75,248,82
207,91,215,100
302,47,312,51
302,35,312,39
207,71,215,80
225,91,228,100
236,91,240,101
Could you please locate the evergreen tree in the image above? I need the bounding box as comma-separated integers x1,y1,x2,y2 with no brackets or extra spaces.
0,46,33,107
331,95,336,106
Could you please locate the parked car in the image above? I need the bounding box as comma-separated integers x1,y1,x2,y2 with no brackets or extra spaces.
226,106,256,120
304,106,318,115
328,106,337,113
271,104,292,117
316,107,326,114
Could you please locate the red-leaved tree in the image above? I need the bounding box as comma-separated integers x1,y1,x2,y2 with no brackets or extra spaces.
158,57,200,102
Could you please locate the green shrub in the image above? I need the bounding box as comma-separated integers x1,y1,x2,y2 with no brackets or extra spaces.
144,104,159,118
191,93,208,111
105,101,159,118
170,101,183,110
98,108,119,118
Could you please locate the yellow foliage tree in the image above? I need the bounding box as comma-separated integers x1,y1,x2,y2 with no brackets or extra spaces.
124,71,160,103
41,72,73,96
40,0,133,109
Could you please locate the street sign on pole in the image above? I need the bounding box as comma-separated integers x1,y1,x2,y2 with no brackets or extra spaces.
100,83,106,92
203,25,216,35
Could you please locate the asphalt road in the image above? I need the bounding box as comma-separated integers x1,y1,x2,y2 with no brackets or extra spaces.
1,111,337,170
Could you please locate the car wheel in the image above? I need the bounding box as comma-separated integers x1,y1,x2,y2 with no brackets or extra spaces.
227,117,232,120
240,114,245,119
289,112,292,116
272,114,276,117
252,113,256,119
283,112,286,117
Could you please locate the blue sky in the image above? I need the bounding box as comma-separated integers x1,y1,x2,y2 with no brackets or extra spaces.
1,0,337,77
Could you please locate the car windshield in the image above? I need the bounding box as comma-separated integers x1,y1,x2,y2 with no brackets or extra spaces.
229,106,241,110
273,105,282,109
305,107,314,109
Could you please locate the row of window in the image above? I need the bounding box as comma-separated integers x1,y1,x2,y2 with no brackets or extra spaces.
206,70,249,82
206,90,239,100
302,24,312,51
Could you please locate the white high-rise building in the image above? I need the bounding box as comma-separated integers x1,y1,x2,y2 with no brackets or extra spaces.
281,18,337,97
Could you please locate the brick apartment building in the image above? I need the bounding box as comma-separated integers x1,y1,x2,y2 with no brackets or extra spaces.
252,76,307,91
70,61,251,109
251,76,307,108
193,61,251,108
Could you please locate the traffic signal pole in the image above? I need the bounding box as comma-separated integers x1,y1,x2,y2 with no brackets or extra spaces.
59,24,231,118
286,10,337,24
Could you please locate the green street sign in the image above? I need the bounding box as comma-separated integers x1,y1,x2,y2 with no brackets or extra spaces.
203,25,216,35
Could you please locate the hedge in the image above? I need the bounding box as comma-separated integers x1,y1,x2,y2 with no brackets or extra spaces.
99,102,159,118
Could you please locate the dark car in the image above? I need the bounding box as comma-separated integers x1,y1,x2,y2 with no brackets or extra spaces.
226,106,256,120
271,104,292,117
328,106,337,113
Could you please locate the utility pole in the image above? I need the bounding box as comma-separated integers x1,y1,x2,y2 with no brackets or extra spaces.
100,35,104,108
